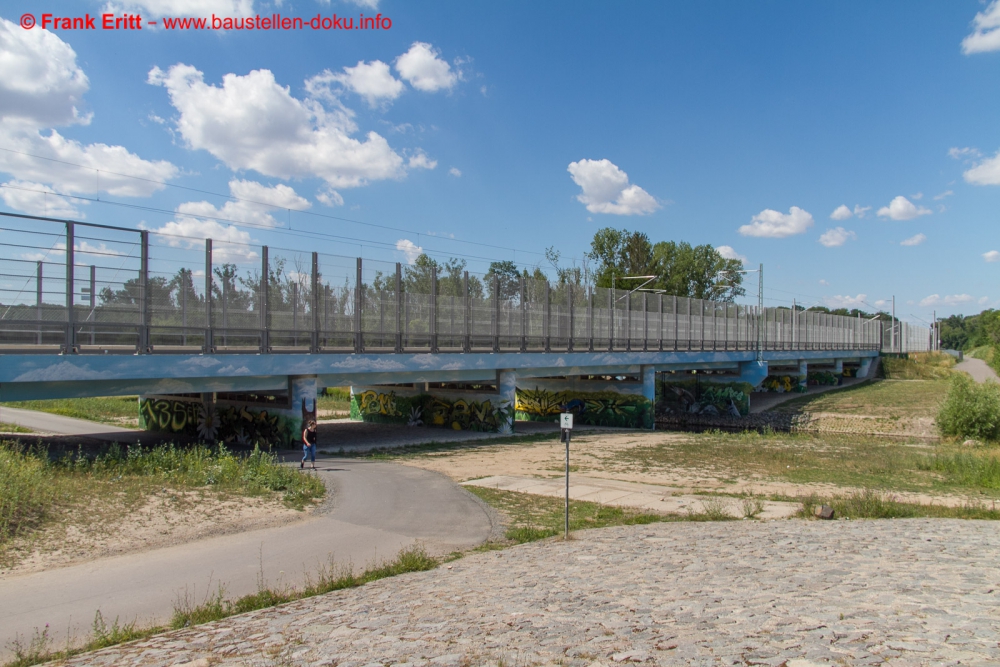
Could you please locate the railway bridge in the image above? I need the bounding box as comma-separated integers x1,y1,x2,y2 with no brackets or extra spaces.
0,213,932,444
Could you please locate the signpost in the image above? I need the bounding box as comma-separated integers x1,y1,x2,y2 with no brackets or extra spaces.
560,413,573,539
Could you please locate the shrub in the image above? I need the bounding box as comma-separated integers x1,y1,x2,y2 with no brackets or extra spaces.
937,374,1000,441
0,442,54,540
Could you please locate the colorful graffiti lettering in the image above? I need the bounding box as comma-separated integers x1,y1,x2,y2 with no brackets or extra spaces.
760,375,806,393
658,380,752,417
350,391,513,432
515,387,653,428
139,398,297,447
356,390,402,418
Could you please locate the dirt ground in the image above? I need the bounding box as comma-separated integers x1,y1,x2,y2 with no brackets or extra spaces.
397,429,977,509
1,490,312,579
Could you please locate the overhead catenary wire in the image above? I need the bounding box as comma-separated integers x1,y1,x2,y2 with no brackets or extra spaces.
0,148,584,264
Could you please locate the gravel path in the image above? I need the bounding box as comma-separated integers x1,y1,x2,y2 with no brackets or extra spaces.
63,518,1000,666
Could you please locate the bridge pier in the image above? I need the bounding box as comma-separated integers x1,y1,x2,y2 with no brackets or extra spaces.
498,369,517,434
798,360,808,389
858,357,873,378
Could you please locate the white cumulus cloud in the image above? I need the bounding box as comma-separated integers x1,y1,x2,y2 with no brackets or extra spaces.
715,245,746,263
0,18,90,128
449,167,462,177
407,151,437,170
818,227,857,248
825,294,867,309
148,63,410,189
919,294,975,307
984,250,1000,263
962,0,1000,54
0,180,86,218
738,206,814,238
934,190,953,200
0,22,176,199
396,238,423,264
395,42,458,92
963,150,1000,186
876,196,931,221
830,205,853,221
145,180,308,260
854,205,871,218
566,159,660,216
175,179,309,229
901,233,927,247
316,186,343,207
309,60,404,108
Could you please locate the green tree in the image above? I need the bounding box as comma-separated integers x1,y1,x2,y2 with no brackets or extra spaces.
485,260,521,301
587,228,654,288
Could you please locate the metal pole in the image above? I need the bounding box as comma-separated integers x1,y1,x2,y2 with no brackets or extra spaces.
261,245,269,353
608,284,615,352
89,264,96,345
492,274,499,352
891,295,896,354
181,268,187,346
205,239,213,352
463,270,471,353
311,251,319,353
757,263,764,361
657,293,663,351
673,295,678,351
140,230,149,353
568,283,575,352
36,260,42,345
565,428,570,540
395,262,403,353
544,280,551,353
430,264,438,352
65,222,75,352
354,257,362,353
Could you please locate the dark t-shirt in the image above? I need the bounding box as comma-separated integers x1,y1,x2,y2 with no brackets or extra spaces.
304,428,317,445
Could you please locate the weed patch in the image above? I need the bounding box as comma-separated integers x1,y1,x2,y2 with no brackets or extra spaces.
937,374,1000,441
170,545,437,628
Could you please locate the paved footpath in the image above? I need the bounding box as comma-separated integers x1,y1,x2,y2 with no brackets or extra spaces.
63,518,1000,666
0,460,492,661
955,357,1000,384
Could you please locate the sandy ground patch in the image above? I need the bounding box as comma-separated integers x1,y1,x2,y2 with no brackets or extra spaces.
1,490,313,579
397,429,980,510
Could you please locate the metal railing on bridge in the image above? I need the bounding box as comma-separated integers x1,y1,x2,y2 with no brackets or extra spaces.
0,214,923,356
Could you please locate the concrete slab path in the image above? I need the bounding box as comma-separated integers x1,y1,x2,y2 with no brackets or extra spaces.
0,459,494,660
464,474,799,520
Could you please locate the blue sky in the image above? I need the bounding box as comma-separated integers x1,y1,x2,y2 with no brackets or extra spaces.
1,1,999,321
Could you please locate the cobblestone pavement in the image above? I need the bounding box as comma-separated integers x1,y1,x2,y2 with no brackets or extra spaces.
64,519,1000,666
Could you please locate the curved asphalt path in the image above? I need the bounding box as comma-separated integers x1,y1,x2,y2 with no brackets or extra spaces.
0,457,494,659
955,357,1000,383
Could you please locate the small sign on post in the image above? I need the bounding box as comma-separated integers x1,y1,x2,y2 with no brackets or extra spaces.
560,412,573,539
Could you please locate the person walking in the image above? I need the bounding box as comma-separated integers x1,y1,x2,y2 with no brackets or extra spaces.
301,419,317,469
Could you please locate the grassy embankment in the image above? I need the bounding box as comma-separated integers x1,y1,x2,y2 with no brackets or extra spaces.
0,441,324,555
1,439,327,666
0,396,141,428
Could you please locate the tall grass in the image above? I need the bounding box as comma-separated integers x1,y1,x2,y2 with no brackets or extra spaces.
1,396,140,427
882,352,956,380
937,373,1000,441
0,440,324,543
170,545,437,629
0,445,52,541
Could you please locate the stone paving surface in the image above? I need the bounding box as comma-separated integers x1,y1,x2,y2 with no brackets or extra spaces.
62,519,1000,666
